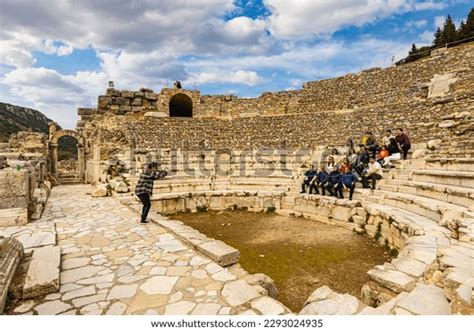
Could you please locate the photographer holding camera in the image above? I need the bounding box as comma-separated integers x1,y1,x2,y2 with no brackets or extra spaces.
135,162,167,224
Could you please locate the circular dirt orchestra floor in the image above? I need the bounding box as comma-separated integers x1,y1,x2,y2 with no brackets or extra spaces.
170,210,390,312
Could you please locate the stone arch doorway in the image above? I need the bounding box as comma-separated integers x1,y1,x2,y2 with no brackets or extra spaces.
169,93,193,117
49,129,86,183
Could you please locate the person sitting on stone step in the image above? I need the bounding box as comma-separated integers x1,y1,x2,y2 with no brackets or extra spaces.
361,132,378,158
337,167,358,200
377,145,389,164
383,138,402,168
361,157,383,190
325,168,342,197
311,167,328,195
382,129,395,147
353,146,369,176
300,164,317,194
395,128,411,160
325,156,336,173
135,162,167,224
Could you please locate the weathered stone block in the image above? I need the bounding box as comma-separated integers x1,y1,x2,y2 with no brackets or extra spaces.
23,246,61,299
0,237,24,314
197,240,240,267
0,208,28,226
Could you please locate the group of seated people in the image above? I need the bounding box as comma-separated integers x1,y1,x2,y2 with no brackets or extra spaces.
300,128,411,200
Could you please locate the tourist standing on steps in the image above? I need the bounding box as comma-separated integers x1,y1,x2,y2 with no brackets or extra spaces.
361,157,383,190
135,162,167,224
383,138,402,168
395,128,411,160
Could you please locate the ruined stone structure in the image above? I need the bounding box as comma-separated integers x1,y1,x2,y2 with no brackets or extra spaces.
0,42,472,315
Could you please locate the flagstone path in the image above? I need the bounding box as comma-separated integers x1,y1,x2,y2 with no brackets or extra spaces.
3,185,288,315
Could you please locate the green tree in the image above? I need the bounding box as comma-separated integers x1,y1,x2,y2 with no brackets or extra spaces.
433,27,443,46
459,8,474,40
408,43,418,55
441,15,457,44
458,20,468,40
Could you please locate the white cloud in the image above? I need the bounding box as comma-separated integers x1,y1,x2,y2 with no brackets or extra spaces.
186,70,263,86
419,30,435,44
264,0,410,39
1,67,108,128
414,1,448,11
434,15,446,28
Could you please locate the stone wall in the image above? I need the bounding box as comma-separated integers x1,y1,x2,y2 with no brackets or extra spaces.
0,132,51,226
78,42,474,157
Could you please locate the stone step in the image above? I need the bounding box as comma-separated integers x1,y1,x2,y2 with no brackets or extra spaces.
23,246,61,299
392,284,451,315
361,201,448,239
425,158,474,172
380,179,474,209
412,170,474,188
370,189,469,225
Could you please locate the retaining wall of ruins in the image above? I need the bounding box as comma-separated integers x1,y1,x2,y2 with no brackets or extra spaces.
78,42,474,159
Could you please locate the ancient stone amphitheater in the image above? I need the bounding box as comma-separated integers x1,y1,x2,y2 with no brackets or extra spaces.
0,42,472,315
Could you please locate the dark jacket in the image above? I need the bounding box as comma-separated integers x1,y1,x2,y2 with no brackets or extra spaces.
316,171,328,184
304,169,317,180
341,173,358,186
327,170,341,185
387,144,401,155
356,152,369,165
396,134,411,148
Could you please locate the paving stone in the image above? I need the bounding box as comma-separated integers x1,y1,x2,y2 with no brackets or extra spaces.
140,276,179,295
156,240,188,252
251,297,286,315
106,284,139,300
106,302,128,315
23,246,61,299
169,292,183,304
72,294,107,308
164,301,196,315
211,270,236,282
394,284,450,315
77,273,114,285
126,294,168,314
191,303,222,315
222,280,261,306
62,257,90,270
62,285,96,301
61,266,105,284
149,266,167,275
35,300,72,315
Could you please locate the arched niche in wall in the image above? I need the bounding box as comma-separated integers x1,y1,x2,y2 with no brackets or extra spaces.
169,93,193,117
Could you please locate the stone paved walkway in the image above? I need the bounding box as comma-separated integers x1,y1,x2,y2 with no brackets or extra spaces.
7,185,286,315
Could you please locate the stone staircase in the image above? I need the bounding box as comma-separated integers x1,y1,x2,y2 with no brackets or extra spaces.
354,135,474,314
58,173,83,185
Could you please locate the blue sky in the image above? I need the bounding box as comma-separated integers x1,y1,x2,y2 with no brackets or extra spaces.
0,0,472,128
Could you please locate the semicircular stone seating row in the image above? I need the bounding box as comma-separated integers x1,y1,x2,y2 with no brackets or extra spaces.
123,130,473,315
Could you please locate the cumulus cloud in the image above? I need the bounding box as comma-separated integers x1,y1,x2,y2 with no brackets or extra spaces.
0,0,459,128
186,70,263,86
264,0,410,39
